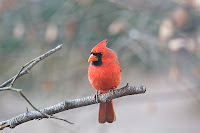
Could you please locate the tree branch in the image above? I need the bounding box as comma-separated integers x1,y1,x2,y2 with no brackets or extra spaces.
0,84,146,130
0,44,74,124
0,44,62,88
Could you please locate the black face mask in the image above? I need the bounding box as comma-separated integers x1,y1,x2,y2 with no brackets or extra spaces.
91,53,102,66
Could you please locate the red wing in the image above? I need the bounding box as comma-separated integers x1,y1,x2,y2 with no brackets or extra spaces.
114,59,122,72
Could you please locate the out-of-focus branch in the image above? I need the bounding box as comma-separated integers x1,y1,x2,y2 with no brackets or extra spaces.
0,84,146,130
0,44,62,88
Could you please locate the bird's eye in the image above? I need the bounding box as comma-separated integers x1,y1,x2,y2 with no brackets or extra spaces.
91,53,97,55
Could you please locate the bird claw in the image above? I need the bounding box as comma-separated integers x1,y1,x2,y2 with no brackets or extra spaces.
94,91,99,103
109,87,115,95
126,83,129,87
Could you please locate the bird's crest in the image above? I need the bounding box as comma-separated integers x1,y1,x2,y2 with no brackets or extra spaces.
91,39,107,53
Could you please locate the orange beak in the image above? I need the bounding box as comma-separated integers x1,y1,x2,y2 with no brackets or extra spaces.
88,54,98,62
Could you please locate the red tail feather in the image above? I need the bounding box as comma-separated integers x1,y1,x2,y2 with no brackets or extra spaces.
99,100,116,123
106,100,116,123
99,102,106,123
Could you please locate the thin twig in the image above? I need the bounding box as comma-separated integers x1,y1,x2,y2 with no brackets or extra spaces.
10,59,36,87
1,86,73,124
0,84,146,130
0,44,73,124
0,86,11,91
0,44,62,88
17,89,73,124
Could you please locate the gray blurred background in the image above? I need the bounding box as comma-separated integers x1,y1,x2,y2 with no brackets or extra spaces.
1,0,200,132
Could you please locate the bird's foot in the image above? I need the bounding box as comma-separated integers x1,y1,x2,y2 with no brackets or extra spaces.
109,87,115,95
94,91,99,103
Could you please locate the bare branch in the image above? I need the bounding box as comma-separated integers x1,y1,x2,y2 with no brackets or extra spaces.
10,58,36,87
0,44,63,88
0,44,73,124
0,86,73,124
0,84,146,130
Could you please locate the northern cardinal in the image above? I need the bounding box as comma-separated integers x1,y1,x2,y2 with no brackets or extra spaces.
88,39,121,123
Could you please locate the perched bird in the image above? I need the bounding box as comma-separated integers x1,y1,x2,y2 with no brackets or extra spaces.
88,39,121,123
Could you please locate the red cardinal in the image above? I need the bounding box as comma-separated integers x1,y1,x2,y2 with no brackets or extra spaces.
88,39,121,123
